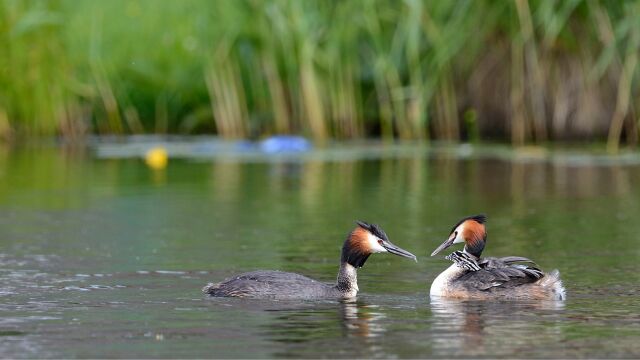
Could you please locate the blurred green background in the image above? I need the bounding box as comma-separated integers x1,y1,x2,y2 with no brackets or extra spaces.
1,0,639,150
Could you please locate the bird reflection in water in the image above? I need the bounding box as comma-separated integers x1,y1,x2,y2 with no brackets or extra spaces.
339,299,387,339
255,299,389,358
429,297,564,357
256,299,387,341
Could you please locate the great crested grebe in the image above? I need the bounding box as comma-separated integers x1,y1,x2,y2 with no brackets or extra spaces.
203,221,417,300
430,215,565,300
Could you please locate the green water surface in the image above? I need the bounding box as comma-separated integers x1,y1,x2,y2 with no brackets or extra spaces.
0,142,639,358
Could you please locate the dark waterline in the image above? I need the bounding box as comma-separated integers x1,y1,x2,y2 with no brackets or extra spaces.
1,142,639,358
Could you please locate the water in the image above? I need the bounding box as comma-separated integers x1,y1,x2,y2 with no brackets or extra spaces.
1,141,639,358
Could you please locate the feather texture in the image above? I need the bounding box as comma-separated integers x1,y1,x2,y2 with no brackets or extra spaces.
447,251,545,292
202,270,337,299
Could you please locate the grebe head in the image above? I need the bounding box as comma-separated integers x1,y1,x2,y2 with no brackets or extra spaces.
431,214,487,258
341,221,417,268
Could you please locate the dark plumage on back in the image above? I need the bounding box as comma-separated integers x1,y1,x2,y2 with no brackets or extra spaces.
447,250,544,291
203,270,329,299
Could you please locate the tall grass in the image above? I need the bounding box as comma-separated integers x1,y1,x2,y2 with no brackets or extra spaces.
0,0,639,150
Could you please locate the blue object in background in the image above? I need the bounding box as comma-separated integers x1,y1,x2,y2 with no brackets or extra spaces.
259,136,312,153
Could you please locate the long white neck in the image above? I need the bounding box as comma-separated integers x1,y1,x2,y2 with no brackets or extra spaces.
336,262,359,297
430,263,466,297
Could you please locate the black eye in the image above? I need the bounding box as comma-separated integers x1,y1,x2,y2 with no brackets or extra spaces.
378,239,384,245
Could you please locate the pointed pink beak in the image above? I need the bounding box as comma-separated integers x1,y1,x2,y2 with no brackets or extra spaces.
431,233,457,256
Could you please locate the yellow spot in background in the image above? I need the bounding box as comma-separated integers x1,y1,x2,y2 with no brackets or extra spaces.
145,146,168,170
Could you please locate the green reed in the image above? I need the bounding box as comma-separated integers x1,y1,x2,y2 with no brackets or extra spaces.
0,0,639,150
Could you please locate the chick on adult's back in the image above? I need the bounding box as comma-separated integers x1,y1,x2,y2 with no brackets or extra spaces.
429,215,565,300
203,221,417,300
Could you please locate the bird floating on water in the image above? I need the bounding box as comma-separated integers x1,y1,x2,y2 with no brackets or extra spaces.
203,221,417,300
430,215,565,300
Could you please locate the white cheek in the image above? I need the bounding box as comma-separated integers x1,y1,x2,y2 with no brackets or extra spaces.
367,233,387,253
452,225,465,244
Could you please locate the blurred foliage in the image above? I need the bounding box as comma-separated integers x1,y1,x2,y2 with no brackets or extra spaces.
0,0,639,150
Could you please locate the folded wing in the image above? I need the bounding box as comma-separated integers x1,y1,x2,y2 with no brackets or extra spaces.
450,252,545,291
